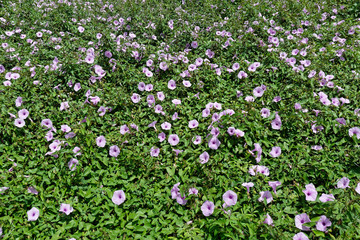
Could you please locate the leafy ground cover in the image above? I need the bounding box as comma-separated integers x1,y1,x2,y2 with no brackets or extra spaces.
1,0,360,239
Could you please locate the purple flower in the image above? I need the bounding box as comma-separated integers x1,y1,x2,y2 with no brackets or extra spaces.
269,146,281,158
171,183,181,199
273,96,281,102
27,207,40,221
303,183,318,201
223,190,237,206
245,96,254,102
192,135,202,145
112,190,126,205
18,109,29,119
61,125,71,133
253,86,265,97
68,158,79,171
145,84,153,92
337,177,350,189
355,183,360,195
199,151,209,164
316,215,331,232
319,194,335,202
131,93,141,103
208,137,221,150
14,118,25,128
336,118,346,125
168,79,176,90
249,165,269,176
188,120,199,129
202,108,210,117
158,132,166,142
263,214,274,226
251,143,262,162
120,125,130,135
201,201,215,217
349,127,360,139
295,213,311,231
311,145,322,150
150,147,160,157
258,191,273,204
27,186,38,195
161,122,171,130
138,82,145,91
188,188,198,195
293,232,309,240
96,136,106,147
172,112,179,121
59,203,74,215
227,127,235,136
15,97,23,107
109,145,120,157
294,103,302,110
242,182,254,193
74,83,81,92
260,108,271,118
168,134,179,146
271,113,282,130
41,119,53,129
268,181,281,194
172,99,181,106
157,92,165,101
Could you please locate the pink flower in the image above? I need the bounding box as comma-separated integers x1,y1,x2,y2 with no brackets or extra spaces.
319,193,335,202
316,215,331,232
302,183,318,201
14,118,25,128
258,191,273,204
168,134,179,146
293,232,309,240
112,190,126,205
150,147,160,157
59,203,74,215
337,177,350,189
18,109,29,119
349,127,360,139
199,151,209,164
68,158,79,171
109,145,120,157
268,181,281,194
269,146,281,158
295,213,311,231
60,102,70,111
223,190,237,206
260,108,271,118
253,87,264,97
263,214,274,226
242,182,254,193
168,79,176,90
355,183,360,195
96,136,106,147
208,137,221,150
201,201,214,217
188,120,199,129
27,207,40,221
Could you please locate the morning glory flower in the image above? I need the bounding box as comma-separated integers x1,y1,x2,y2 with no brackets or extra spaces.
18,109,29,119
295,213,311,231
293,232,309,240
199,151,209,164
303,183,318,201
258,191,273,204
208,137,221,150
349,127,360,139
27,207,40,221
188,120,199,129
355,183,360,195
337,177,350,189
263,214,274,226
14,118,25,128
96,136,106,147
269,146,281,158
201,201,215,217
59,203,74,215
223,190,237,206
242,182,254,193
319,194,335,202
268,181,281,194
316,215,331,232
109,145,120,157
168,134,179,146
112,190,126,205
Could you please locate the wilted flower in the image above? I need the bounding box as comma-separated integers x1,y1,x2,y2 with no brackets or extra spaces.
27,186,38,195
201,201,215,216
68,158,79,171
188,188,198,195
112,190,126,205
251,143,262,162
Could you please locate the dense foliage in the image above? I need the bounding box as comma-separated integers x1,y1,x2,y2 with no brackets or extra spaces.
1,0,360,239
